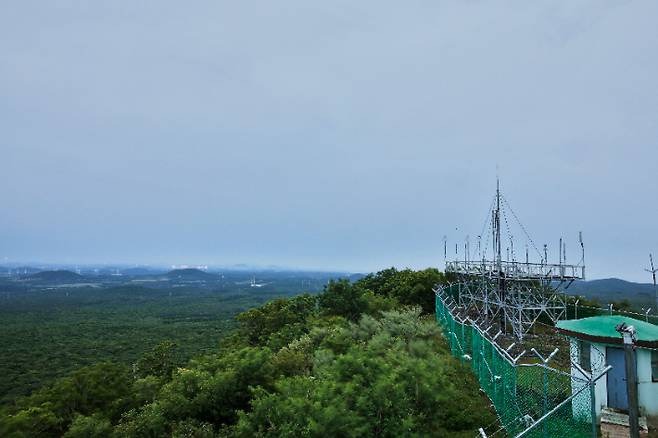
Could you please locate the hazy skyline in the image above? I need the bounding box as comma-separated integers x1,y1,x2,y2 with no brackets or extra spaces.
2,1,658,281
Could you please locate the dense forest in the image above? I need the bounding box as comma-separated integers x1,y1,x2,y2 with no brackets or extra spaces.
0,268,495,437
0,287,247,404
0,270,336,404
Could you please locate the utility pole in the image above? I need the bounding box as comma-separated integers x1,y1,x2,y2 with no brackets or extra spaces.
645,253,657,317
615,322,640,438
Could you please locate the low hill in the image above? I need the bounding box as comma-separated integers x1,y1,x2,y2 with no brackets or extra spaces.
29,270,84,282
14,266,43,276
166,268,216,281
567,278,655,307
122,267,166,276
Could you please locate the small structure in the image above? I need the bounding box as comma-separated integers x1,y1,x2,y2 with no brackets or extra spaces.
556,315,658,426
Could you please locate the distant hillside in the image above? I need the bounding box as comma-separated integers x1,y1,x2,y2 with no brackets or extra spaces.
166,268,216,281
566,278,655,307
122,267,166,276
14,266,43,276
347,273,367,282
29,270,84,282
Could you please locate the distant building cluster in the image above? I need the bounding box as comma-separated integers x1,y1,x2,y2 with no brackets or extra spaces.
171,264,208,271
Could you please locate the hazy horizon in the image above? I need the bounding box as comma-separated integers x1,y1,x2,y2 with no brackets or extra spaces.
3,2,658,282
2,260,656,285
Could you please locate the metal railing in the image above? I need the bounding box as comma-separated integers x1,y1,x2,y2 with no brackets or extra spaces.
435,284,608,438
446,260,585,281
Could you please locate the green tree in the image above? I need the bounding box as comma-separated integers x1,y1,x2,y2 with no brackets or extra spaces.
136,341,181,380
0,405,61,437
114,404,168,438
171,419,215,437
63,414,112,438
357,268,444,314
232,309,493,438
144,346,277,429
237,294,317,348
318,280,368,321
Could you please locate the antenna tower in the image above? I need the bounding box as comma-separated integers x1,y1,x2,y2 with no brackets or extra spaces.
445,179,586,340
645,253,658,316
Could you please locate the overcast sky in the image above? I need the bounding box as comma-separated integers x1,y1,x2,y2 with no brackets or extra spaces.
2,1,657,280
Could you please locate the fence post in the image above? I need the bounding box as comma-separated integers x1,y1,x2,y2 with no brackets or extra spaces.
461,322,465,355
590,379,598,438
543,366,548,438
459,321,465,364
492,341,498,406
472,329,478,373
481,334,486,386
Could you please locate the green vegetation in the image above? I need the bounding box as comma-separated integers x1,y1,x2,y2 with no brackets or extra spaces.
0,286,285,404
1,268,495,437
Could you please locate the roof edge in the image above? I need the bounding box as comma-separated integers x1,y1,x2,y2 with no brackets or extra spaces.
556,328,658,349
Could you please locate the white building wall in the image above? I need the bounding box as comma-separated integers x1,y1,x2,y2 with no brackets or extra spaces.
570,339,590,420
636,348,658,416
590,342,608,418
570,339,658,418
570,340,608,420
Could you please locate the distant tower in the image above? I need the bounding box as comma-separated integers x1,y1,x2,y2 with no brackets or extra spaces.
645,254,658,315
444,179,586,340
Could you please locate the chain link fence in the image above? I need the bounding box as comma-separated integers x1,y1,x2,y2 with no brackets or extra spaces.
435,285,609,438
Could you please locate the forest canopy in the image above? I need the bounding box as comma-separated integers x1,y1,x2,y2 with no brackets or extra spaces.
1,268,495,437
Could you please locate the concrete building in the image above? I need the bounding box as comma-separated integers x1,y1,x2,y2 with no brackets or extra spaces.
556,315,658,435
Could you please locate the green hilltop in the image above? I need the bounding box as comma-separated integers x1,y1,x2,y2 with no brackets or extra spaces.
0,268,495,437
29,270,84,282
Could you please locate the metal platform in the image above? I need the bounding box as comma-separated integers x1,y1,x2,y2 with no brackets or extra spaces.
446,260,585,281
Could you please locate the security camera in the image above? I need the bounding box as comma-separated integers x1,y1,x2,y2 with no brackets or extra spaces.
615,322,637,343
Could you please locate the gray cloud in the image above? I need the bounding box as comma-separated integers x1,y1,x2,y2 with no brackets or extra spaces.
1,1,657,280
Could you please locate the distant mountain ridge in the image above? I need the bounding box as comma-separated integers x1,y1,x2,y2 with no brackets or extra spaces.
566,277,655,306
166,268,216,280
29,270,84,282
122,267,166,276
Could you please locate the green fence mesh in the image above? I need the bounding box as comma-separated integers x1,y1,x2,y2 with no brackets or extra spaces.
435,286,598,438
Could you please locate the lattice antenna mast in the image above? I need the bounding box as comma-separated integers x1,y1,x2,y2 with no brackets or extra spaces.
444,178,586,341
645,253,657,315
493,178,506,327
495,178,502,269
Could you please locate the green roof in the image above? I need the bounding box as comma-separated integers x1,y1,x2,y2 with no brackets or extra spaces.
556,315,658,347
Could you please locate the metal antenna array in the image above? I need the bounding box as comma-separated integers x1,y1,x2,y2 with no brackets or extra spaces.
645,253,658,315
445,179,586,340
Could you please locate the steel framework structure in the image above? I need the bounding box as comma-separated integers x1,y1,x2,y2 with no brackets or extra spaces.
445,180,585,340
